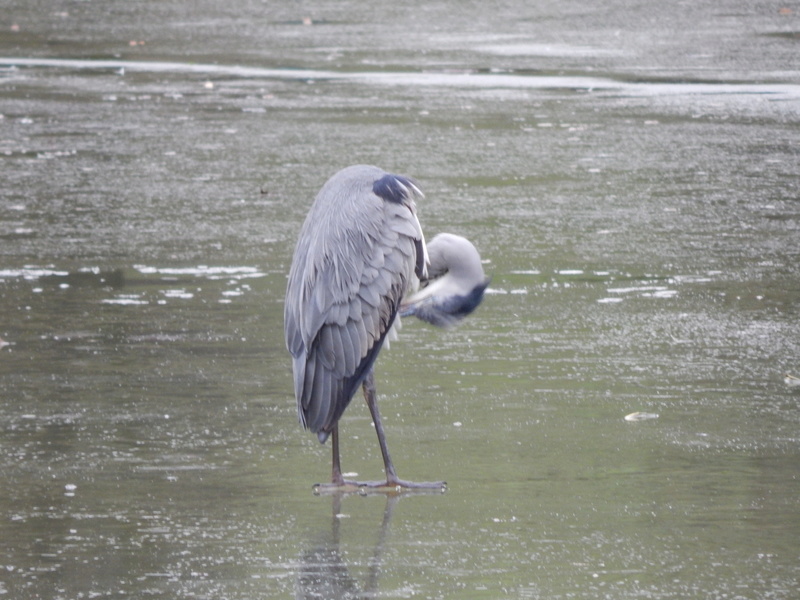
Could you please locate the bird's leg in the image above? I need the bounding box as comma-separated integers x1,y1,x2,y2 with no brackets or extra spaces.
363,370,398,483
313,374,446,494
331,424,346,485
361,370,446,492
312,424,360,494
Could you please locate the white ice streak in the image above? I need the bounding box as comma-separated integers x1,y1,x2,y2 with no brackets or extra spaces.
134,265,265,280
4,57,800,99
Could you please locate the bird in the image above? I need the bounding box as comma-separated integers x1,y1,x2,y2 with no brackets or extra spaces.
284,165,486,491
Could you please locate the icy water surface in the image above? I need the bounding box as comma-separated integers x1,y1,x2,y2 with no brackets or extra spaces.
2,1,800,598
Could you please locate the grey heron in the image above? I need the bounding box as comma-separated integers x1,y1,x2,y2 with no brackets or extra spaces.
284,165,487,491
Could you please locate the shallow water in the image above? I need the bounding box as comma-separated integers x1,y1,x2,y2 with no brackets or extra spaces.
2,1,799,598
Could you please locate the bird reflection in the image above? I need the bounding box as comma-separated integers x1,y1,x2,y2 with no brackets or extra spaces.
295,494,398,599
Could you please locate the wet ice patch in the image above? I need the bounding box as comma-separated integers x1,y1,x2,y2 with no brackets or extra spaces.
134,265,265,280
0,266,69,280
101,295,148,305
607,285,669,294
477,42,623,60
94,265,265,305
161,289,194,300
36,149,76,160
647,289,678,299
604,283,678,301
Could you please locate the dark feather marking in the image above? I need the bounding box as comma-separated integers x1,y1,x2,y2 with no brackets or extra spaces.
414,237,426,280
445,279,490,317
372,174,419,204
402,278,490,327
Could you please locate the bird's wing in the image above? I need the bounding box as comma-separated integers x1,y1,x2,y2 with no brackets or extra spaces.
285,167,424,439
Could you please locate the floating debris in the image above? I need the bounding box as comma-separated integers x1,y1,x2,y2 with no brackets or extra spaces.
784,373,800,387
624,411,659,422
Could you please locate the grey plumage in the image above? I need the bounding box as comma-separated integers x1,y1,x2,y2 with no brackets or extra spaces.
400,233,490,328
284,165,427,444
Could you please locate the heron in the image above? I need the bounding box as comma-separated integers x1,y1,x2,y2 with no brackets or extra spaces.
284,165,487,491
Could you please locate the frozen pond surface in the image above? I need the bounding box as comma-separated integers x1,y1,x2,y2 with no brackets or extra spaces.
1,1,799,598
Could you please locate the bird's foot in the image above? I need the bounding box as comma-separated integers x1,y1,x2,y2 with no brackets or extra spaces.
357,478,447,495
312,478,447,495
